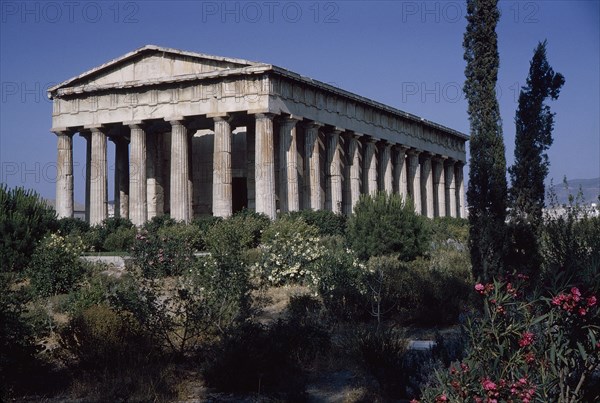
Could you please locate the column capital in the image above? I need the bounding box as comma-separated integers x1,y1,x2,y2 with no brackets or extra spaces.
279,114,303,123
123,120,145,127
394,144,408,152
84,124,107,133
254,112,277,121
207,113,232,122
51,127,75,136
445,158,457,167
166,116,188,126
303,120,324,129
407,148,421,156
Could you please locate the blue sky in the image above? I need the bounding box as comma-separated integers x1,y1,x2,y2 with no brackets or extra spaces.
1,0,598,204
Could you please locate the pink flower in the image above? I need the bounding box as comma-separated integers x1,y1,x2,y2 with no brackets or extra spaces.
435,394,448,402
482,378,497,391
571,287,582,302
579,308,587,316
519,331,535,348
475,283,485,292
587,295,597,307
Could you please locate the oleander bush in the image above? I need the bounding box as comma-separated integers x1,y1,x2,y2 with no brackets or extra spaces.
281,209,347,237
83,217,134,252
27,233,86,297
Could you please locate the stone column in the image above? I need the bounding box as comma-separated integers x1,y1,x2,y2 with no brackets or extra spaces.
246,126,256,211
407,150,421,214
304,122,323,210
326,128,343,213
380,142,393,194
433,157,446,217
255,113,276,219
456,163,465,218
421,154,434,218
81,133,91,223
169,119,191,222
346,133,362,214
55,130,74,219
89,127,108,225
279,117,300,212
128,123,147,226
364,139,378,196
113,137,129,219
212,115,233,217
394,146,408,201
445,160,456,218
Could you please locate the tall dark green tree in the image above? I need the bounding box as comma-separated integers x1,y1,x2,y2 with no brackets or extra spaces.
463,0,508,282
507,40,564,278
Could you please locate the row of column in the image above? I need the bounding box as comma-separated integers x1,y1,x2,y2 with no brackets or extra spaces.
54,113,465,225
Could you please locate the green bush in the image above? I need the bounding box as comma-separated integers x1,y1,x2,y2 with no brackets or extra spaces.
84,217,134,252
348,192,430,261
254,217,325,287
59,304,150,370
280,209,347,237
0,185,57,272
27,233,86,297
203,212,270,256
131,223,198,278
57,217,90,236
66,272,121,314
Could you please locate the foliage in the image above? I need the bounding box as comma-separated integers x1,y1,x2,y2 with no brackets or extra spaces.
130,222,198,278
418,278,600,402
83,217,135,252
507,40,565,283
541,186,600,293
66,272,121,315
280,209,347,237
463,0,508,282
57,217,90,236
0,273,40,397
204,317,329,396
315,235,370,321
59,304,151,370
254,217,325,287
347,192,430,261
356,328,409,398
27,233,86,297
203,212,270,255
0,185,58,272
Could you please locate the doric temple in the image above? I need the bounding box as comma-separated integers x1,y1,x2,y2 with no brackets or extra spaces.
48,45,467,225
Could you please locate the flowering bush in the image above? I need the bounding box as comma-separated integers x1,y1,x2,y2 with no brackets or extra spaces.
253,218,326,287
418,277,599,402
27,233,86,297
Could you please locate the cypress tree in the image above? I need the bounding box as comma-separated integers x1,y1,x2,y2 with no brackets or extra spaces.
507,40,564,277
463,0,508,282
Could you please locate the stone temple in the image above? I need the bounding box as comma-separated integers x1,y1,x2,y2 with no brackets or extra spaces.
48,45,467,225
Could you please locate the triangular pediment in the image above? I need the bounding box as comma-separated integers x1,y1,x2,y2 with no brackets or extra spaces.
49,45,264,95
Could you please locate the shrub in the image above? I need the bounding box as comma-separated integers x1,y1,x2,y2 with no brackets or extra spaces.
418,277,600,402
84,217,134,252
0,185,57,272
280,209,347,237
254,217,325,287
348,192,430,261
66,272,121,314
102,226,136,252
59,304,150,370
27,233,86,297
131,223,198,278
203,212,270,255
356,328,409,398
57,217,90,236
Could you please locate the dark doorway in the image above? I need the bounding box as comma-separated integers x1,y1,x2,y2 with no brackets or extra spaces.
232,177,248,213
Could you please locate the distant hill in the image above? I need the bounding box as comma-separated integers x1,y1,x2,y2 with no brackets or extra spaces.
548,178,600,205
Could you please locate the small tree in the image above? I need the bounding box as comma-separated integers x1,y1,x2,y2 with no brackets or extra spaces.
347,192,430,261
508,40,565,280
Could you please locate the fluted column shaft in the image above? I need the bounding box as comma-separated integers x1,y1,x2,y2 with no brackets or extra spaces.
327,129,343,213
304,122,322,210
394,146,408,201
170,120,191,222
407,150,421,214
421,155,434,218
83,134,91,223
456,163,465,218
380,143,393,193
445,161,456,218
89,128,108,225
114,138,129,219
433,158,446,217
213,116,232,217
55,131,74,219
255,114,276,219
129,124,147,226
246,126,256,211
279,117,300,212
364,140,378,196
347,134,361,214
